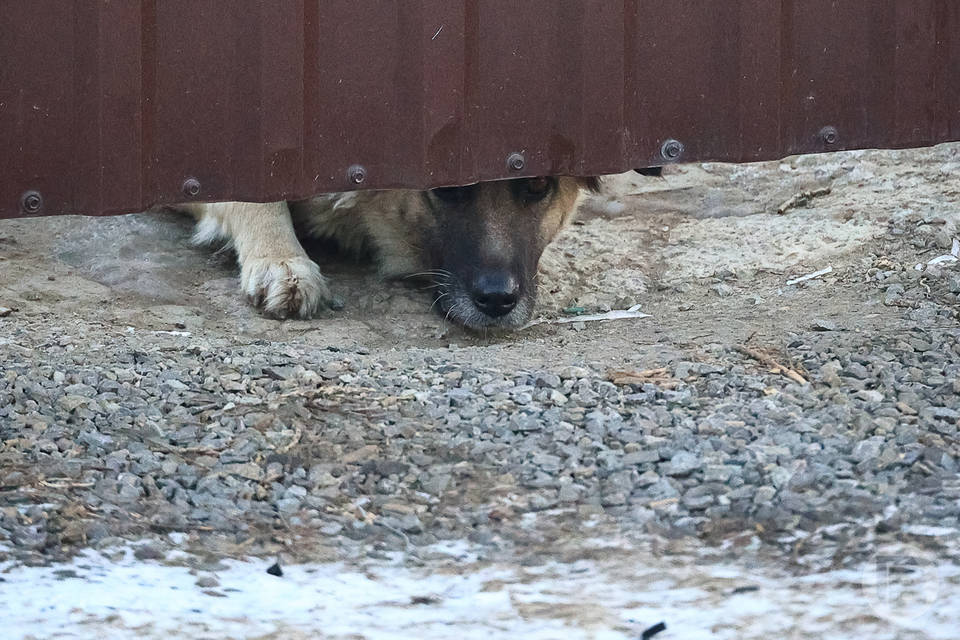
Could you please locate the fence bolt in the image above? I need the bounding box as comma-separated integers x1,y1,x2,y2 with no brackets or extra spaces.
660,139,684,161
820,126,839,145
347,165,367,185
182,178,201,197
506,152,526,172
20,190,42,214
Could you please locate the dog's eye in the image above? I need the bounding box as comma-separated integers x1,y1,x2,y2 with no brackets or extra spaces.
521,177,553,202
431,185,476,204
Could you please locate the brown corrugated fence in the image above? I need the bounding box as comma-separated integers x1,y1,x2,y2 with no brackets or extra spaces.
1,0,958,218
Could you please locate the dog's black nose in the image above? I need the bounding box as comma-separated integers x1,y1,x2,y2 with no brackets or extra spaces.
471,272,520,317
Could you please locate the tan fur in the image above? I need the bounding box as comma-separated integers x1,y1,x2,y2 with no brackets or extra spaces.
184,177,593,323
183,201,332,318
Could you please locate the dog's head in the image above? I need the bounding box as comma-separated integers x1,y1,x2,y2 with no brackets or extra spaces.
375,176,598,330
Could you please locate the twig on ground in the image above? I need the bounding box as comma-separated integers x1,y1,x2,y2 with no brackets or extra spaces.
647,497,679,509
525,305,650,328
777,186,832,214
786,266,833,286
275,422,303,455
607,368,679,389
39,480,95,489
375,520,412,549
735,345,809,385
145,439,224,457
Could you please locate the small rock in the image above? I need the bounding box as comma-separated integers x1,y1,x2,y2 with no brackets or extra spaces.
558,482,584,502
276,498,301,513
133,545,164,561
856,390,885,403
896,401,918,415
559,366,591,380
844,363,871,380
884,284,905,305
922,406,960,422
163,379,189,391
534,373,561,389
663,451,702,476
769,466,793,489
820,362,843,387
682,492,714,510
753,486,777,504
221,463,263,481
853,437,885,462
711,283,735,297
342,445,379,464
59,395,90,412
623,450,660,465
636,470,660,487
703,465,734,483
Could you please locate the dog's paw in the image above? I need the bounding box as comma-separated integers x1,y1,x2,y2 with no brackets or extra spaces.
240,256,339,319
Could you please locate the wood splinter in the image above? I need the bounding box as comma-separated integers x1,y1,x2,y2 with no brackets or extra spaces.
734,345,809,385
777,186,832,215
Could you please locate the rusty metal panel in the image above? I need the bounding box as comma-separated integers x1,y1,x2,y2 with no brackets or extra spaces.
1,0,958,219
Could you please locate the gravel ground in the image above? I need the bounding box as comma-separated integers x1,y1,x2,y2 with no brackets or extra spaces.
2,143,959,637
2,321,960,555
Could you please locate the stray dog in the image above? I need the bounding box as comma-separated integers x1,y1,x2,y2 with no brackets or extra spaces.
180,176,599,330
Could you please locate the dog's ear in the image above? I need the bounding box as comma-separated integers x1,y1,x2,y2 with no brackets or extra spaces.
577,176,602,193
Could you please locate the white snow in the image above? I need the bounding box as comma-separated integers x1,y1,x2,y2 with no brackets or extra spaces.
3,543,959,640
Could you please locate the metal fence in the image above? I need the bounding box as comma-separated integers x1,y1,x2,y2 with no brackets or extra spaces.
2,0,958,218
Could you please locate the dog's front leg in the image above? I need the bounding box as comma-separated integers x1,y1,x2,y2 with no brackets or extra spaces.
190,201,335,319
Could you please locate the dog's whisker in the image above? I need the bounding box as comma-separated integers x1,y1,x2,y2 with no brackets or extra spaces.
429,292,450,314
403,270,452,280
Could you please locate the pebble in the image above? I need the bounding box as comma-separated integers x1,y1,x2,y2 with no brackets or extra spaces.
855,390,885,403
133,545,164,561
754,486,777,505
844,363,871,380
703,465,735,483
682,491,714,510
663,452,702,476
811,319,838,332
2,310,959,566
624,450,660,465
711,283,735,297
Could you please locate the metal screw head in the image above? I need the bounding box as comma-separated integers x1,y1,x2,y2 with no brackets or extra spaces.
347,165,367,185
820,126,839,145
20,190,43,214
506,152,526,172
182,178,201,197
660,139,684,161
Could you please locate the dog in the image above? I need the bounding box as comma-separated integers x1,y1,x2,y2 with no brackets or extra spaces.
180,176,599,330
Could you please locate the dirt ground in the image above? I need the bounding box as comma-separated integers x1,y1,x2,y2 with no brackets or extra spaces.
2,143,960,639
3,145,957,367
